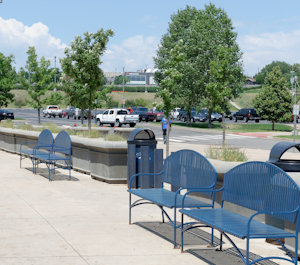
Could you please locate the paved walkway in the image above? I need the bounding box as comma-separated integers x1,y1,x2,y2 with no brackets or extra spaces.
0,149,293,264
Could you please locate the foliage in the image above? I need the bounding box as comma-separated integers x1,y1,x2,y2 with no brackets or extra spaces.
110,86,158,93
20,46,54,125
0,53,16,107
206,145,247,162
61,29,114,131
254,61,292,84
154,4,243,132
43,91,64,105
0,119,13,128
96,86,113,108
113,75,130,85
254,66,292,130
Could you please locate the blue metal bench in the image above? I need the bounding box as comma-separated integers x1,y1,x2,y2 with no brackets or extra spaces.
180,161,300,265
128,149,218,248
34,130,72,181
20,129,54,172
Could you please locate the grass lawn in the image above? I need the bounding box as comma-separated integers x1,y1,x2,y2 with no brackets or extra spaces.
8,89,160,109
173,122,293,132
226,123,293,132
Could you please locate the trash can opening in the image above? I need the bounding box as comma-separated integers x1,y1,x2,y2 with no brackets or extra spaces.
268,141,300,172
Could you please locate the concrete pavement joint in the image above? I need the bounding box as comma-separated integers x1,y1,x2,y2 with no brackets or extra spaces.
5,184,91,265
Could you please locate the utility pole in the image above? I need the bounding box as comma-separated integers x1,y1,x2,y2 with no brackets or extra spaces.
122,66,125,108
54,56,57,92
291,71,298,143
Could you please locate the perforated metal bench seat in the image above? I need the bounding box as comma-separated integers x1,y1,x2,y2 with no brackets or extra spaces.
129,188,213,209
180,208,295,239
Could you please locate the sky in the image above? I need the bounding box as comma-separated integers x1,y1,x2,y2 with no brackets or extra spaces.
1,0,300,77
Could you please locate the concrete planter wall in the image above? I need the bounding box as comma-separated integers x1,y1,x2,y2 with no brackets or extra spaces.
0,127,128,183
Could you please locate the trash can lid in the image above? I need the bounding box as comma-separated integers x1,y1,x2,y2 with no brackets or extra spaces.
268,141,300,163
127,128,156,142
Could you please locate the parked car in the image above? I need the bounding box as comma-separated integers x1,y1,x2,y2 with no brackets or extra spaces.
65,106,76,119
96,108,139,127
131,107,149,122
211,112,222,122
191,111,207,122
147,109,164,122
225,111,235,120
171,108,181,120
181,110,197,122
42,105,63,118
0,109,14,121
233,108,260,123
198,109,222,122
178,108,196,121
65,107,94,120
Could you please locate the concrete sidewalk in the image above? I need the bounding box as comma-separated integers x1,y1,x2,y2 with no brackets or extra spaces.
0,150,290,265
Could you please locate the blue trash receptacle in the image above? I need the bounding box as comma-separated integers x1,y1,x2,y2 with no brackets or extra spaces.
127,128,162,188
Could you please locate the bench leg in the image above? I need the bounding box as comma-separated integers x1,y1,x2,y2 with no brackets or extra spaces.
129,193,132,224
161,207,165,223
173,207,179,248
217,232,223,251
181,213,184,252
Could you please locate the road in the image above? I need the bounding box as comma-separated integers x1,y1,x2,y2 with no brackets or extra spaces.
9,108,289,151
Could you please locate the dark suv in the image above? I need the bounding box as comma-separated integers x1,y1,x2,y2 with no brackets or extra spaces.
233,108,260,123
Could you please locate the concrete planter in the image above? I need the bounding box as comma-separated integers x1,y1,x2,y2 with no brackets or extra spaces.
0,127,128,183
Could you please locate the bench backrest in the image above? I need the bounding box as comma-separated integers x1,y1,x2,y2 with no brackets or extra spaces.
162,149,218,190
53,131,72,155
222,161,300,223
37,129,54,148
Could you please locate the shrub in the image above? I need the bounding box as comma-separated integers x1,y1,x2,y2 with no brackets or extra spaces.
205,145,247,162
0,119,14,128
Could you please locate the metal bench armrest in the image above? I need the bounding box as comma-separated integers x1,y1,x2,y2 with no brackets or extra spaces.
247,208,300,236
181,187,224,208
129,171,163,189
20,141,38,151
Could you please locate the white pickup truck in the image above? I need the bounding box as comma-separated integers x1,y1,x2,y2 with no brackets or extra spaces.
96,108,139,127
42,105,63,118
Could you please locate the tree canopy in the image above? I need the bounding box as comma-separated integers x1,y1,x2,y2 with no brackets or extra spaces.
254,66,292,130
20,46,54,125
61,29,114,131
0,53,15,108
154,4,243,131
254,61,298,84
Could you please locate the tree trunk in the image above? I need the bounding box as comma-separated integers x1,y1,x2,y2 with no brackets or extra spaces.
88,93,92,134
38,108,41,125
88,106,91,134
272,121,275,130
81,109,84,125
166,118,170,157
208,110,212,128
222,101,226,146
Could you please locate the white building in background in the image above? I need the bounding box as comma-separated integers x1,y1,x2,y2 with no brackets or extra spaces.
104,69,158,86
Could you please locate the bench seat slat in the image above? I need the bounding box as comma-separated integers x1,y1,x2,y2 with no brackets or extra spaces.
180,208,295,239
129,188,212,209
35,153,69,161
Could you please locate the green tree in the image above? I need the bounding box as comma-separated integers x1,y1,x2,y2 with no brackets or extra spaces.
61,29,114,132
206,46,243,143
155,42,184,156
254,66,292,130
113,75,130,85
0,53,15,108
154,4,243,129
21,47,54,125
254,61,292,84
43,91,64,105
154,6,201,125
